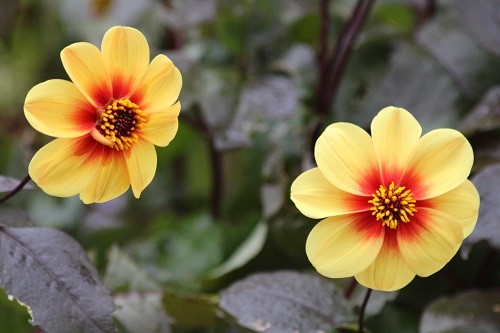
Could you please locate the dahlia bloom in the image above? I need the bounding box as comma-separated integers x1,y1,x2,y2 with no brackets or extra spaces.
291,107,479,291
24,26,181,204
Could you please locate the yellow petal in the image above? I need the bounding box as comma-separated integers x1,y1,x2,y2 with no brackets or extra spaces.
124,140,157,198
132,54,182,110
397,208,463,277
355,231,416,291
290,167,370,219
306,213,385,278
140,102,180,147
80,151,130,204
402,129,473,199
101,26,150,98
61,42,112,108
425,180,479,238
315,123,379,196
24,79,96,138
28,137,103,197
371,107,422,184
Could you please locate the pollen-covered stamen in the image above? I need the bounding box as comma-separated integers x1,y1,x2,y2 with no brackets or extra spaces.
92,98,147,150
368,181,417,229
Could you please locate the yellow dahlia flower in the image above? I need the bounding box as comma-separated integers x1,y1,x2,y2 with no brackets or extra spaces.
291,107,479,291
24,26,182,204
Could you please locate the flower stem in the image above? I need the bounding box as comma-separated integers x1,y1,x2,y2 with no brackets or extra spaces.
208,140,223,219
311,0,376,152
0,174,31,205
358,288,372,333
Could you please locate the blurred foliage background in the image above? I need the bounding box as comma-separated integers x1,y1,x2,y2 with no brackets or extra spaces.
0,0,499,332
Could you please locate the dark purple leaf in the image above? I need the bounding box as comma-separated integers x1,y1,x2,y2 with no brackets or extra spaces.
0,227,115,333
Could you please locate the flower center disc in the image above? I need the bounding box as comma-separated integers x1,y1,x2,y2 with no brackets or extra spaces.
92,98,147,150
368,181,417,229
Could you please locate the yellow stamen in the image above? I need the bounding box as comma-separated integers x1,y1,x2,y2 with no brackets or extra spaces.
368,181,417,229
92,98,147,151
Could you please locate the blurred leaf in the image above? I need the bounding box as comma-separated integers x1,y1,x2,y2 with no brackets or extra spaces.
367,302,418,333
114,292,171,333
455,0,500,55
357,43,460,131
375,4,415,35
127,214,223,290
235,75,299,121
0,175,33,193
218,75,299,149
271,43,315,76
291,13,320,45
339,281,398,318
159,0,216,29
216,10,248,55
208,220,268,279
419,289,500,333
103,245,159,293
28,195,84,229
261,182,285,219
459,86,500,135
270,210,311,261
0,206,32,228
462,164,500,255
162,289,219,329
416,12,500,97
0,0,19,44
219,271,355,332
0,227,115,333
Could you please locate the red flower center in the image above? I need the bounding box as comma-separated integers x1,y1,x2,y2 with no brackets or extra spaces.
92,98,147,150
368,181,417,229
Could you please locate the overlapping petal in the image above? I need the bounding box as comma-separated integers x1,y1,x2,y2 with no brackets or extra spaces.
101,26,150,98
371,106,421,184
61,42,112,108
132,54,182,110
140,102,180,147
425,180,479,238
80,151,130,204
24,79,95,138
306,213,385,278
402,129,474,199
397,208,463,277
124,139,157,198
355,231,415,291
315,123,379,196
28,137,103,197
290,167,370,219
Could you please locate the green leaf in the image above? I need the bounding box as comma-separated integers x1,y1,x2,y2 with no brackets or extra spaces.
0,288,31,333
455,0,500,55
114,292,171,333
219,271,355,332
462,164,500,255
103,245,159,293
375,4,415,35
420,289,500,333
208,220,268,279
0,227,115,333
127,214,223,290
162,289,219,329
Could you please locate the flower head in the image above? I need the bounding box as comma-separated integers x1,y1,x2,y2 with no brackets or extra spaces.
291,107,479,291
24,26,182,204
